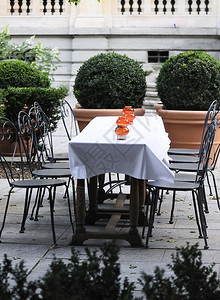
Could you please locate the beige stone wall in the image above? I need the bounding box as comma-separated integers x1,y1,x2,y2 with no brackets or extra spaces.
0,0,219,106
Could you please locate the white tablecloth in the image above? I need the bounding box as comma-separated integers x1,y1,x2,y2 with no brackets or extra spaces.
68,115,174,181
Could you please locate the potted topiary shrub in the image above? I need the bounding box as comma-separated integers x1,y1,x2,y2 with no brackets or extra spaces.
73,52,147,131
0,60,68,129
155,51,220,149
0,60,68,155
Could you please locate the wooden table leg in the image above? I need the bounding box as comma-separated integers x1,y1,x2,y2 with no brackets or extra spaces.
85,176,99,224
75,179,86,232
70,179,87,245
71,176,143,247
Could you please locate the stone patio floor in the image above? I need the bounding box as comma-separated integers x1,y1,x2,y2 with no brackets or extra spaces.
0,119,220,297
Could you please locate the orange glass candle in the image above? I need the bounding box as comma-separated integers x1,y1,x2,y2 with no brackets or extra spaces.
123,106,135,124
115,116,129,140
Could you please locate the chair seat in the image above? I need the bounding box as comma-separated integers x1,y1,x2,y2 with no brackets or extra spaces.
168,148,199,156
42,162,69,169
174,173,197,182
169,162,202,172
11,178,66,189
48,152,69,161
32,168,72,178
169,154,199,164
147,179,200,191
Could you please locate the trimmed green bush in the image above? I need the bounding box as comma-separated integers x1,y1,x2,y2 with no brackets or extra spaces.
140,243,220,299
0,60,50,89
0,90,5,117
0,242,219,299
0,86,68,130
73,52,146,109
156,51,220,110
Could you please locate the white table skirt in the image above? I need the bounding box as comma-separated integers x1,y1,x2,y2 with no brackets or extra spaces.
68,115,174,181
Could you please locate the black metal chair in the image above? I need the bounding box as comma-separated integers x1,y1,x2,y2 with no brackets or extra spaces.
46,99,79,162
169,101,220,209
60,99,79,141
168,100,218,157
17,110,76,221
0,117,74,245
28,103,69,169
142,118,217,250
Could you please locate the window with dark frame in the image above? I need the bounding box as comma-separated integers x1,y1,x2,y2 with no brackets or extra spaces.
148,51,169,63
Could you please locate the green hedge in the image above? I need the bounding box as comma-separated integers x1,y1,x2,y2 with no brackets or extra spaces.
0,242,219,299
0,60,50,89
1,86,68,130
0,90,5,117
156,51,220,110
74,52,146,109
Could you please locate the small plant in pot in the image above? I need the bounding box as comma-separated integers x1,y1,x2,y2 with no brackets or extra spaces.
73,52,147,131
155,51,220,149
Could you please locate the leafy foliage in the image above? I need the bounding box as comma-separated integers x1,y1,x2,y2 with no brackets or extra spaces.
74,52,147,109
0,26,11,61
0,242,139,300
0,86,68,130
0,91,5,117
0,60,50,89
156,51,220,110
0,26,60,76
0,254,38,300
38,242,137,300
140,243,220,299
0,243,219,299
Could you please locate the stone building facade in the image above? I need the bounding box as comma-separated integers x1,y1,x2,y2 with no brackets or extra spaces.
0,0,219,105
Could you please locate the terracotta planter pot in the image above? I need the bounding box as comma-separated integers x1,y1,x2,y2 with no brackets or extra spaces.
73,104,146,132
0,133,30,157
154,104,220,153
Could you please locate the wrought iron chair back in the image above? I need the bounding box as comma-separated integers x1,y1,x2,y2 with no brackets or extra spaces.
0,117,25,183
60,99,78,140
28,103,54,165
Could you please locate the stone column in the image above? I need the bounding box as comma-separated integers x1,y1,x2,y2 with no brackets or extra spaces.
0,1,7,15
74,0,105,27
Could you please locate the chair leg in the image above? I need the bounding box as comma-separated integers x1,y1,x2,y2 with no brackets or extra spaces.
63,176,71,199
30,188,41,220
195,189,209,249
20,188,33,233
34,187,48,221
30,187,47,220
65,185,75,233
48,187,56,245
0,187,14,240
145,188,158,248
169,190,176,224
201,184,209,213
191,190,203,238
206,170,213,196
142,188,151,238
208,170,220,210
157,189,164,215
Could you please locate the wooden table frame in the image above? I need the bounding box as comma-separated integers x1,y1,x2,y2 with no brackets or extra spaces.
70,176,146,247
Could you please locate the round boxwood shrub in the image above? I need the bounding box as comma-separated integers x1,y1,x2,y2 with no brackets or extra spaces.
0,60,50,88
73,52,146,109
156,51,220,110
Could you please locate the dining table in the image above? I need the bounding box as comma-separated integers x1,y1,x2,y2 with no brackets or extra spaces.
68,115,174,246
